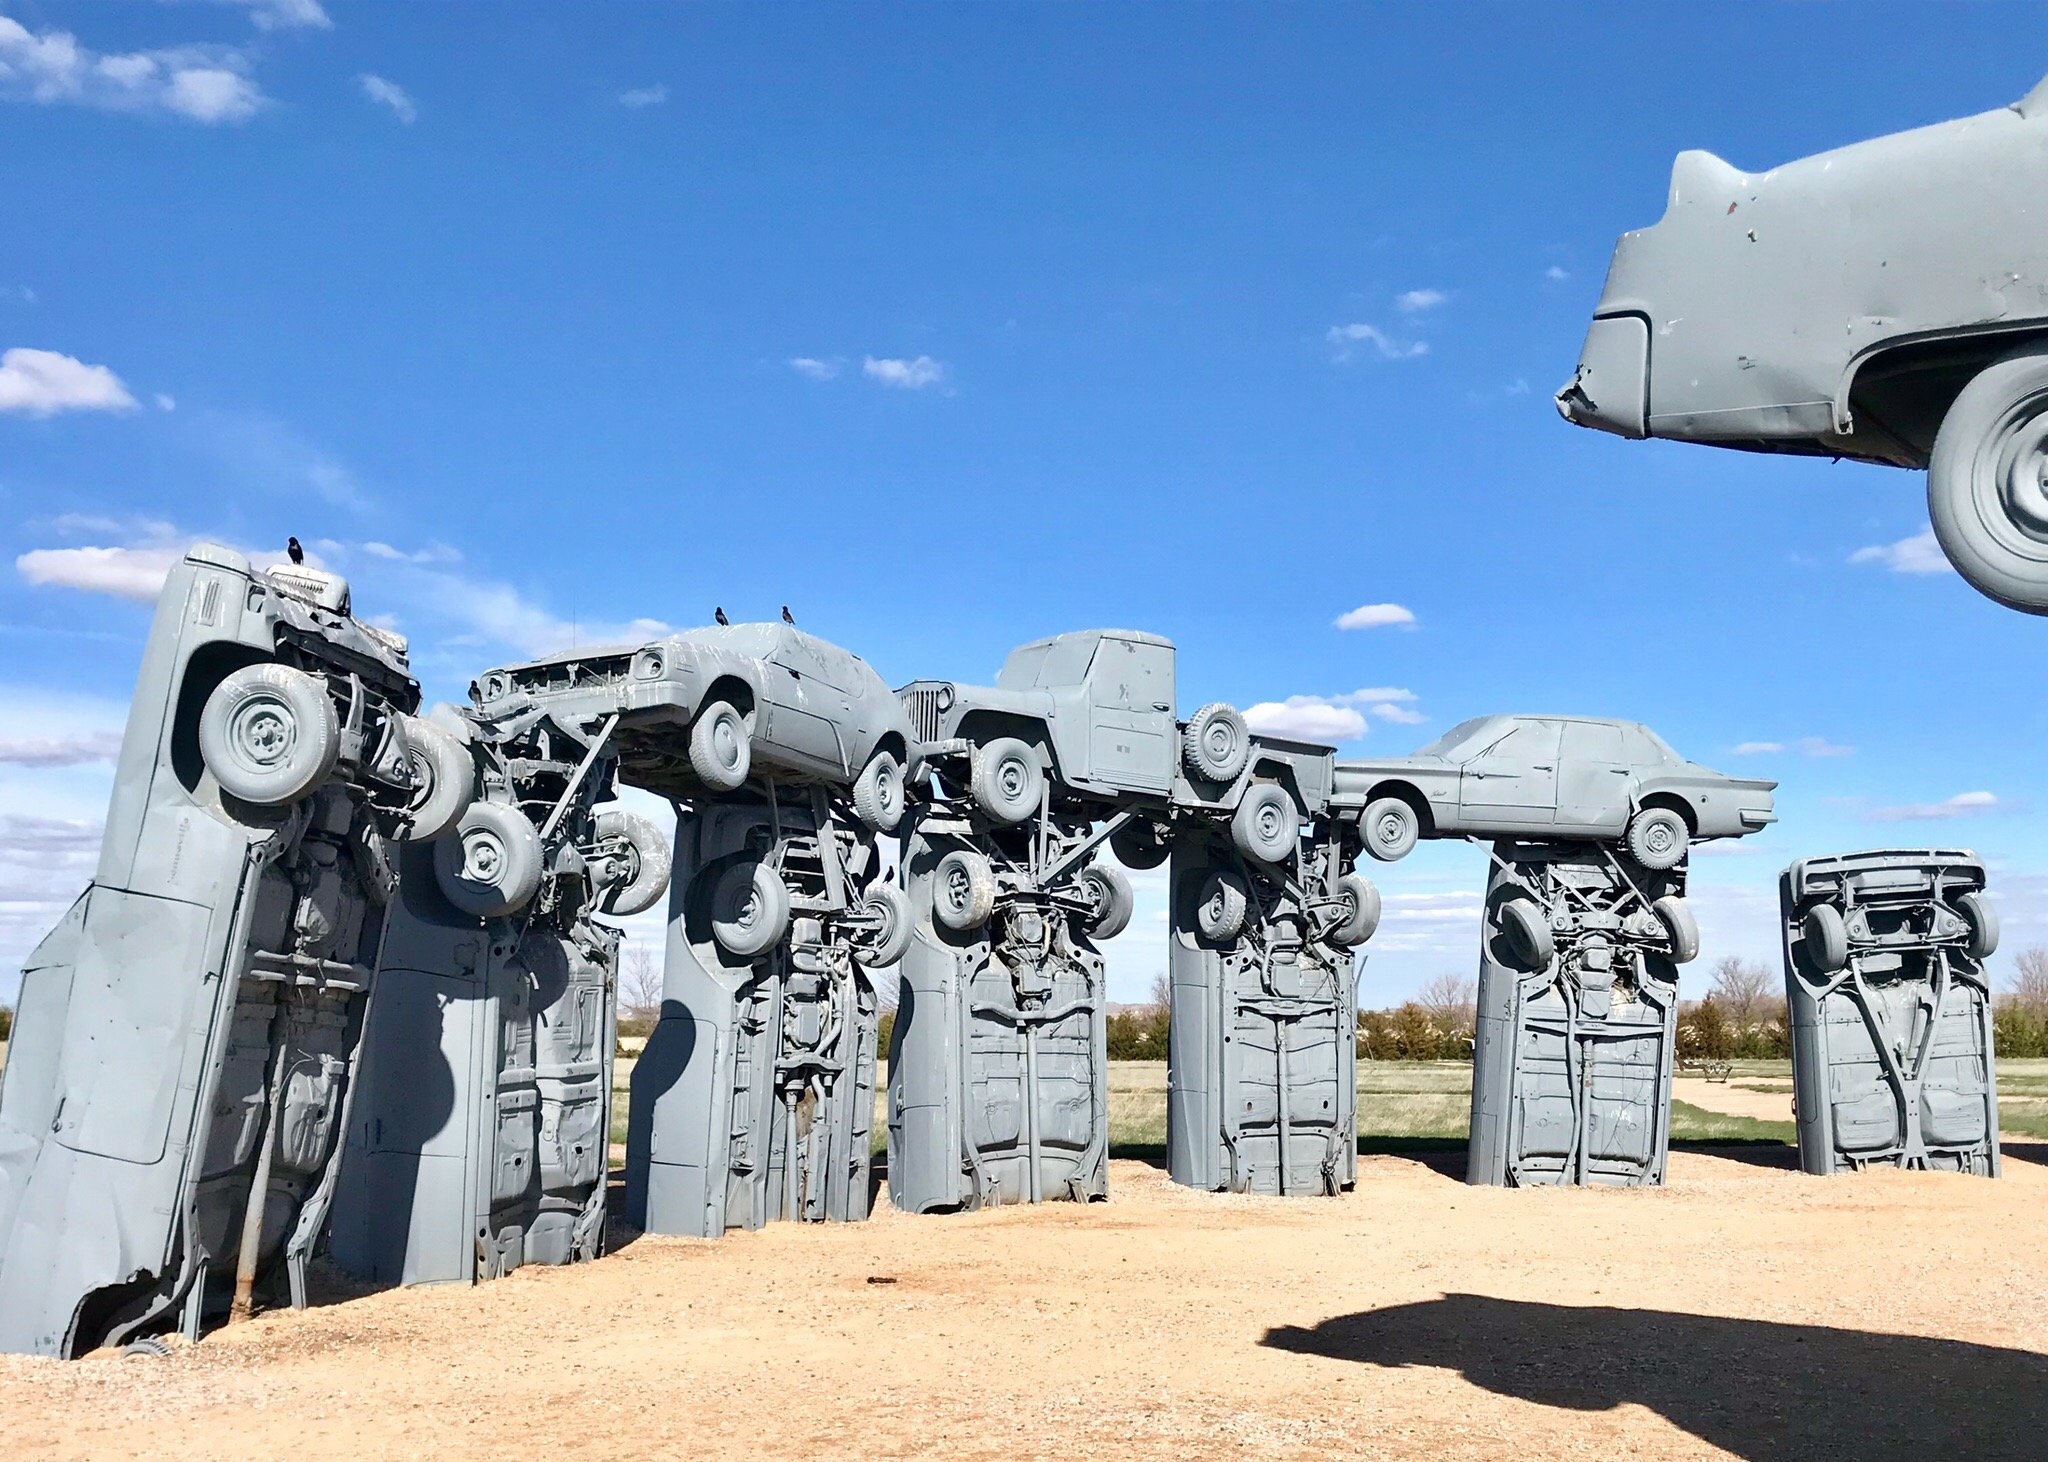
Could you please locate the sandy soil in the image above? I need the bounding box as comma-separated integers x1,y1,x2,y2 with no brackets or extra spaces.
1670,1075,1796,1124
3,1148,2045,1461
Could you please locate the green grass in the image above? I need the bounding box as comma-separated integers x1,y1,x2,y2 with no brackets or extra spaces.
1668,1100,1796,1145
1997,1100,2048,1138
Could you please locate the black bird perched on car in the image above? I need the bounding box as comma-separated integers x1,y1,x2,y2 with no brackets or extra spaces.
781,605,795,625
287,536,304,565
714,606,730,626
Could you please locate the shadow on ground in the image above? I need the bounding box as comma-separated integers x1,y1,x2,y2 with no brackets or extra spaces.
1262,1293,2048,1460
1669,1138,1801,1171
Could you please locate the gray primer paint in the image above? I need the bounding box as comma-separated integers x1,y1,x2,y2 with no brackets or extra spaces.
1781,850,2000,1177
0,546,421,1356
1466,842,1688,1189
1166,738,1370,1197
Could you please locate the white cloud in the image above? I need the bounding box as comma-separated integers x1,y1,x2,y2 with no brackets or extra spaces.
1849,527,1953,576
0,813,107,983
863,355,945,390
1730,741,1783,756
154,392,176,412
1245,697,1368,744
618,84,668,108
16,520,305,602
359,74,416,124
239,0,332,30
0,348,138,416
1798,735,1854,758
1334,602,1416,631
407,567,670,659
359,540,460,565
0,18,265,123
1504,378,1530,396
0,730,123,767
1866,790,2002,823
1545,266,1570,281
789,356,842,381
1327,323,1426,363
1395,289,1447,313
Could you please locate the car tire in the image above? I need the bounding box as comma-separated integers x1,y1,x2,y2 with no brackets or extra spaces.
1182,703,1250,782
1498,897,1554,972
1650,894,1699,964
396,713,474,842
198,663,340,806
852,881,912,967
1956,890,2000,961
1076,863,1134,941
1360,794,1420,863
1928,343,2048,614
689,700,751,793
710,860,791,958
970,737,1042,826
1625,807,1689,871
1110,816,1172,870
932,848,997,931
853,748,906,832
434,802,545,919
1802,903,1849,974
593,807,673,917
1327,871,1381,948
1195,868,1248,942
1231,782,1298,865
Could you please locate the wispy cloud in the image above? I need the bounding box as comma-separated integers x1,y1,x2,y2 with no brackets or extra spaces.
1327,323,1426,363
0,16,265,123
1731,741,1783,756
863,355,945,390
408,567,669,658
1850,527,1953,576
1866,790,2002,823
1733,736,1853,758
0,348,138,417
359,73,416,124
618,84,668,108
178,0,332,30
0,730,123,767
1545,266,1570,281
1334,602,1416,631
1395,289,1447,314
789,356,842,381
204,414,369,510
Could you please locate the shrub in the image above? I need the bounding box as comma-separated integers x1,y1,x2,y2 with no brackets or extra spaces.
0,1005,10,1041
1356,1003,1472,1061
1106,1004,1170,1060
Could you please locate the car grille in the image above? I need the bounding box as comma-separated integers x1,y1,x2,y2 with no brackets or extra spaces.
902,688,947,743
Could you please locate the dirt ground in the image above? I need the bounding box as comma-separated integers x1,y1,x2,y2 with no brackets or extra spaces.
3,1142,2045,1461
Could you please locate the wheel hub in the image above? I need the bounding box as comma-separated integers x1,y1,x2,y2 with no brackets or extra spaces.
232,699,293,767
464,832,505,883
2001,416,2048,540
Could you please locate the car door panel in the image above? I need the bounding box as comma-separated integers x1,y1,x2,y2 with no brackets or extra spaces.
1556,721,1630,835
1459,721,1562,828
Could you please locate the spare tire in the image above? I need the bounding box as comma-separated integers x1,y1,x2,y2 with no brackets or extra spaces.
1195,868,1249,942
434,801,544,919
592,807,672,917
396,712,474,842
1076,863,1134,941
1182,703,1250,782
1650,894,1699,964
1956,890,2000,961
1498,898,1554,972
1802,903,1849,974
1326,871,1381,948
1231,782,1299,865
710,860,790,958
199,663,340,806
852,881,912,967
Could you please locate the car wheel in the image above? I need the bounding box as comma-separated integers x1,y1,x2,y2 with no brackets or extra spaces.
434,802,544,919
395,713,474,842
852,881,912,967
1625,807,1688,871
1194,868,1248,942
932,848,997,931
592,807,673,917
1360,794,1420,862
1650,894,1699,964
1928,343,2048,614
853,748,906,832
970,737,1042,826
1110,816,1172,870
710,860,791,958
1955,890,1999,961
689,700,751,793
1802,903,1849,974
198,663,340,806
1231,782,1298,865
1076,863,1134,941
1498,897,1554,972
1182,703,1250,782
1326,871,1381,948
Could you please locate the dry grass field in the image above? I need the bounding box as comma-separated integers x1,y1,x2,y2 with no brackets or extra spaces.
2,1052,2045,1459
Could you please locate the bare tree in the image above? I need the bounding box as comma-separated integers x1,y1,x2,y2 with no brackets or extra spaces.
1148,971,1171,1011
618,944,664,1024
1707,956,1773,1027
2010,946,2048,1016
1417,972,1477,1033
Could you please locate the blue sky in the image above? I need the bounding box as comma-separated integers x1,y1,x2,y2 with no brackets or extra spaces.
4,3,2047,1005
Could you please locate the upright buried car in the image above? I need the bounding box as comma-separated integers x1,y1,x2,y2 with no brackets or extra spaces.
0,545,452,1357
1556,73,2048,613
1335,715,1774,869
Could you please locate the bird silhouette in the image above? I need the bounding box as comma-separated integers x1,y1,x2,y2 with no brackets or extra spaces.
714,607,730,626
781,605,795,625
287,536,305,565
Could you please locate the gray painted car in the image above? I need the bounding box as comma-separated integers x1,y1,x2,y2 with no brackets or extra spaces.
474,623,916,827
1556,73,2048,613
0,546,433,1356
1334,715,1775,868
